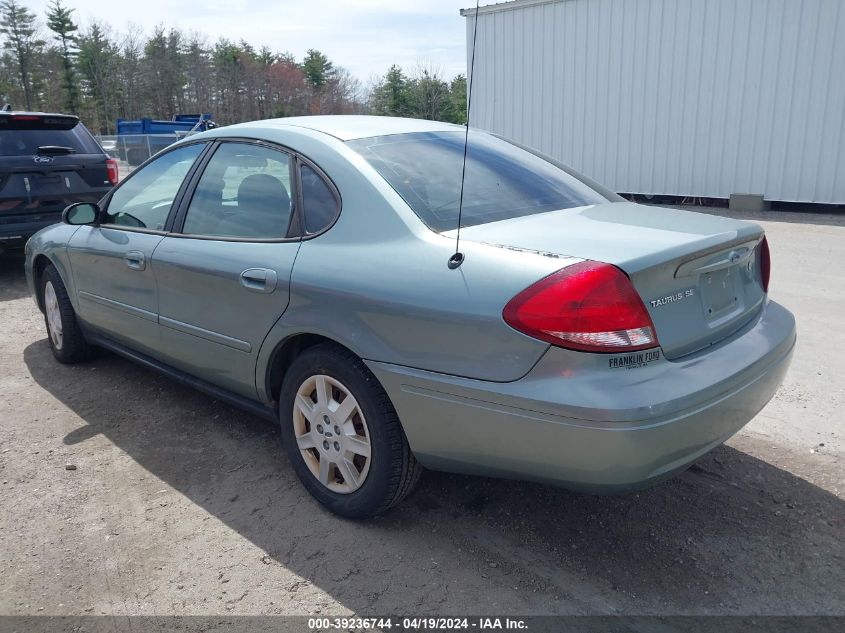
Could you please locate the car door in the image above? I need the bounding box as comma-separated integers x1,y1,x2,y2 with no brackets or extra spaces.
66,142,207,355
151,140,304,399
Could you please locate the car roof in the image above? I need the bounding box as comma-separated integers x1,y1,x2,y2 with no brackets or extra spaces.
229,115,465,141
1,110,79,119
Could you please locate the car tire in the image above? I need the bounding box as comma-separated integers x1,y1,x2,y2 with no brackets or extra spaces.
41,264,93,364
279,343,421,518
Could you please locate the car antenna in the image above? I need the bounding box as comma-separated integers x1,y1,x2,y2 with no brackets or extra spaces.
448,0,480,270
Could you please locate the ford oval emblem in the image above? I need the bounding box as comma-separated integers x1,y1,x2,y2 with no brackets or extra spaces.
33,155,53,164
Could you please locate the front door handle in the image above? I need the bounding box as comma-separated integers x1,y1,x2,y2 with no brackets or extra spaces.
124,250,146,270
240,268,277,294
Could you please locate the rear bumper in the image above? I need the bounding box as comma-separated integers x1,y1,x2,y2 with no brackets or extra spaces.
0,213,62,253
367,300,796,491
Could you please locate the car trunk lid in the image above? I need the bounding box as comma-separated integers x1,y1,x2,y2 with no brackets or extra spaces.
448,201,767,359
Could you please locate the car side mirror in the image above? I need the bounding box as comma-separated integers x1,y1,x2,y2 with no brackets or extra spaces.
62,202,100,226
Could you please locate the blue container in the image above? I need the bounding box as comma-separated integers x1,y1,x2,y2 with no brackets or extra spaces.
115,114,215,165
116,113,214,136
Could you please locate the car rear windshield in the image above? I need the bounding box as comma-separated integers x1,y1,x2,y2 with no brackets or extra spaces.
0,121,102,157
347,131,609,232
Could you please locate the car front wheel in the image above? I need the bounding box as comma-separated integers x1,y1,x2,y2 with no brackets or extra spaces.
40,263,92,364
279,343,421,518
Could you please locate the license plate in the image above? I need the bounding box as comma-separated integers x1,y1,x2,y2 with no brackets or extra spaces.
37,175,61,186
702,266,737,315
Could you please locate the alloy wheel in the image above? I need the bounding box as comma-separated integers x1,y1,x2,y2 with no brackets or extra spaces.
44,281,63,350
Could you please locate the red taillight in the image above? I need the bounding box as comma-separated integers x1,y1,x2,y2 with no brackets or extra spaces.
106,158,119,186
759,236,771,293
11,114,39,121
503,261,659,353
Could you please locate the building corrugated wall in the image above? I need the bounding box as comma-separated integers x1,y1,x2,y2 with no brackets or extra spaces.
462,0,845,203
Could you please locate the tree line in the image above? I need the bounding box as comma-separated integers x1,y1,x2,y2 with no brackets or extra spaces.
0,0,467,134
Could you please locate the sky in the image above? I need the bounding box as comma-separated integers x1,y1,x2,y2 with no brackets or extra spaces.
25,0,474,83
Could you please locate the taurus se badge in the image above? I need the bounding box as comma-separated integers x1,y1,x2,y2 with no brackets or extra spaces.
650,288,695,308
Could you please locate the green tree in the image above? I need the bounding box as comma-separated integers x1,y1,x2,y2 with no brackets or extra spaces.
302,48,333,90
369,65,411,117
2,10,366,128
45,0,78,112
143,26,185,118
302,48,335,114
408,65,451,122
183,34,211,116
0,50,15,104
448,74,467,124
0,0,45,110
77,22,120,133
211,38,245,123
370,66,467,123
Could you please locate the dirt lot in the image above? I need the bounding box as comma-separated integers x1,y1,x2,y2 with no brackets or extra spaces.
0,208,843,617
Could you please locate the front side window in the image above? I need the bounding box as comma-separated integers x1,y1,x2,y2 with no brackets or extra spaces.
347,131,609,232
104,143,204,230
182,143,293,239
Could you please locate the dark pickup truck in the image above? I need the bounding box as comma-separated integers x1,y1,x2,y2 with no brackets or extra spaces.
0,111,117,255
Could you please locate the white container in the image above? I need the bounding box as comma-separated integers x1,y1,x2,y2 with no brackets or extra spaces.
462,0,845,203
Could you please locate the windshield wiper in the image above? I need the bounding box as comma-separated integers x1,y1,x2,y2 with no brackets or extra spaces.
36,145,77,155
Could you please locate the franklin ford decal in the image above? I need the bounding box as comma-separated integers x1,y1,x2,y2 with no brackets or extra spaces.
609,350,661,369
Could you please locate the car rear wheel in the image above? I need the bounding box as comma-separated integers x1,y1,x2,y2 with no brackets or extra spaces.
41,264,93,364
279,343,421,518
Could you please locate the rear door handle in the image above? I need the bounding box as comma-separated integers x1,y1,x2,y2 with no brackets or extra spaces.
124,250,146,270
240,268,277,294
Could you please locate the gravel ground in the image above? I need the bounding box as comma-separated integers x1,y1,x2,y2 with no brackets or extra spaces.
0,208,842,617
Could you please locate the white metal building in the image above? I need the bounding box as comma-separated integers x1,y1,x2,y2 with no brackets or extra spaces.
461,0,845,204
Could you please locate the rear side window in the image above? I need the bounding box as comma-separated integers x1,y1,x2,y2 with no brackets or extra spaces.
300,164,338,234
0,122,102,156
347,131,608,232
182,143,294,239
104,143,204,230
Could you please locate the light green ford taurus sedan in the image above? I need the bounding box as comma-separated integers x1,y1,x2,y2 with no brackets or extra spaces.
25,116,796,518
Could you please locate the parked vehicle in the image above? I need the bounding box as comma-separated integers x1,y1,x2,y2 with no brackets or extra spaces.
116,113,215,166
24,116,796,518
99,137,119,159
0,110,117,256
